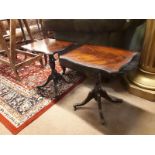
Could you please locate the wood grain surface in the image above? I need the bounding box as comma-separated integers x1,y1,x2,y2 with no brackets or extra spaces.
60,44,136,73
21,39,72,54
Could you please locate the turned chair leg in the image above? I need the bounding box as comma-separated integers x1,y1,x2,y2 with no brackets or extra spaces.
12,66,20,81
39,57,44,67
43,54,48,66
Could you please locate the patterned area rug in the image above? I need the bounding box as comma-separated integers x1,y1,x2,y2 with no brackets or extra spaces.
0,56,84,134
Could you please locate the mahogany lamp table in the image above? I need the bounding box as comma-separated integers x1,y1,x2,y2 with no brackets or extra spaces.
60,44,137,124
21,38,84,97
21,39,73,96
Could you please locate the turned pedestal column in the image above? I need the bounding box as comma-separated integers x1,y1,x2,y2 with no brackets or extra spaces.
126,19,155,101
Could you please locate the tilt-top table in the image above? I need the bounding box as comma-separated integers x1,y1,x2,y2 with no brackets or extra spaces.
21,38,87,97
59,44,137,124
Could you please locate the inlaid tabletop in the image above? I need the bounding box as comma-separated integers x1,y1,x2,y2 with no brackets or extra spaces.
21,38,72,54
60,44,137,73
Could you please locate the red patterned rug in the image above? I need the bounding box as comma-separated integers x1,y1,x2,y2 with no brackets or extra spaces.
0,54,85,134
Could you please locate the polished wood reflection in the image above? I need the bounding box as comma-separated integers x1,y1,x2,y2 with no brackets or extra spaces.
21,38,72,54
61,44,136,73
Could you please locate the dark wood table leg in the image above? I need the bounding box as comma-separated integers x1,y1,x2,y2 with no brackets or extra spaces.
96,93,105,124
73,90,95,110
62,66,66,75
99,89,123,103
73,72,123,124
37,54,69,98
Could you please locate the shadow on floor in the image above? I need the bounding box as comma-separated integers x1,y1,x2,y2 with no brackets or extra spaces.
66,99,144,135
57,78,149,135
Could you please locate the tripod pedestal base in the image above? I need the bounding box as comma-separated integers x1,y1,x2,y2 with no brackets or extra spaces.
73,73,123,124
